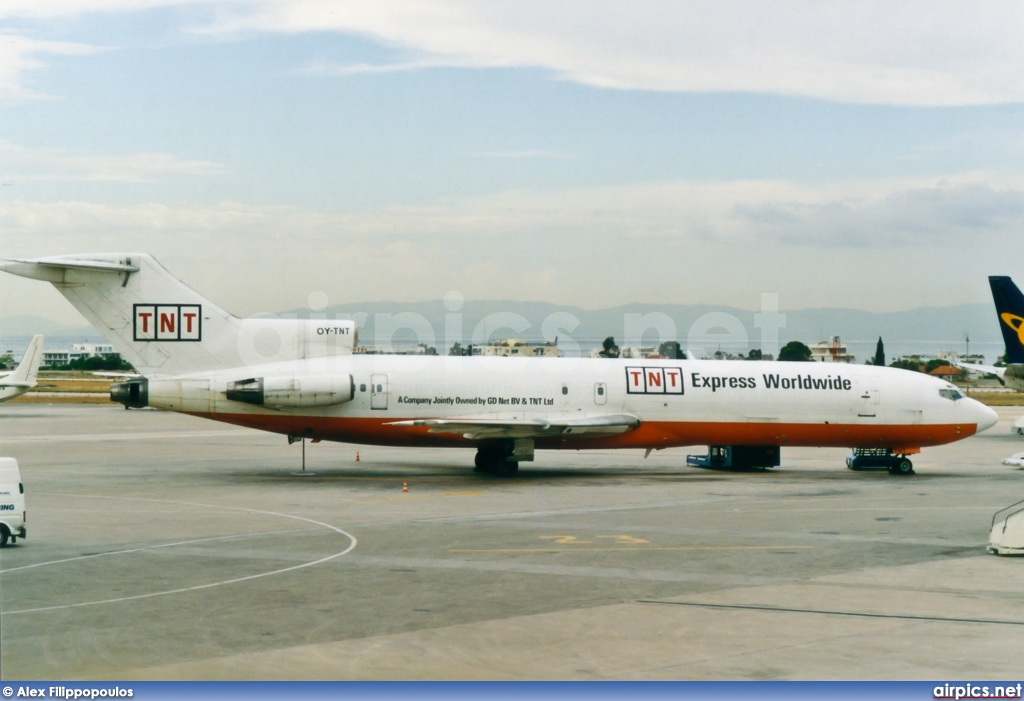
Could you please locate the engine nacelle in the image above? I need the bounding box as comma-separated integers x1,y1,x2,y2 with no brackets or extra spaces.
226,374,355,408
111,378,148,408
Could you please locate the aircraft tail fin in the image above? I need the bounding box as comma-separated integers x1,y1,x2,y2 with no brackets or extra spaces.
9,335,43,384
1,254,359,377
990,275,1024,365
0,254,243,376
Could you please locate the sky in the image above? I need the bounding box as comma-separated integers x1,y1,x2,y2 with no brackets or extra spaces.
1,1,1023,324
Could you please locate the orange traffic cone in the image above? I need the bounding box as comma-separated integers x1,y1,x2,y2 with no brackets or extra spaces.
402,481,408,493
355,452,360,462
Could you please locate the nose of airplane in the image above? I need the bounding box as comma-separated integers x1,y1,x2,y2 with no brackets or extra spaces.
974,401,999,433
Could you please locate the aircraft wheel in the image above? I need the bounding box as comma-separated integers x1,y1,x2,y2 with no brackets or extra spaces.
892,458,914,476
492,459,519,478
0,528,8,548
473,450,489,472
1017,427,1023,436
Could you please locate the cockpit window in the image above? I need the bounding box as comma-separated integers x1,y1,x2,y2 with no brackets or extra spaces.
939,388,963,401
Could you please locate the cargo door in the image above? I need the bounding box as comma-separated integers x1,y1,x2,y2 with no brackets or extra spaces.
371,374,388,410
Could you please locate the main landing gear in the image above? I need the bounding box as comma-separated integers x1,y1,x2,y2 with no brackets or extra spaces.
846,448,915,476
473,439,534,478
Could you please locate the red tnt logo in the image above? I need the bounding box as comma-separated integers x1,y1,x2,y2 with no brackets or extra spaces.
134,304,202,342
625,366,684,395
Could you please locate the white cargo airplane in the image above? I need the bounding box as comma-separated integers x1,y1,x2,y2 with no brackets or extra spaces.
0,254,998,476
0,334,43,403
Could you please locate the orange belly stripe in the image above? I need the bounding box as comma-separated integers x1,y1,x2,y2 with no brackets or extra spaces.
185,412,975,450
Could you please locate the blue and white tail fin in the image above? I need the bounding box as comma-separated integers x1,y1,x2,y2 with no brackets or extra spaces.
990,275,1024,366
0,254,357,377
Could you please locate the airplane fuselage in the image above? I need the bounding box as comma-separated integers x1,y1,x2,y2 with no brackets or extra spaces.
143,354,992,451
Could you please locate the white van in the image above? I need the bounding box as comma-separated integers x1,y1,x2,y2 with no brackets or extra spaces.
0,457,26,547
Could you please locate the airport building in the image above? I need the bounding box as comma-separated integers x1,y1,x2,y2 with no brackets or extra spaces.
41,342,120,367
476,339,559,357
809,337,855,363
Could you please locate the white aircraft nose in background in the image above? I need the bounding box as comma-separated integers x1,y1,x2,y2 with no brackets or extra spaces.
976,403,999,433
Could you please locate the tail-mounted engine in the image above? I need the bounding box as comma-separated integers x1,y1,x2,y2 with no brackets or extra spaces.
226,375,355,409
111,378,149,408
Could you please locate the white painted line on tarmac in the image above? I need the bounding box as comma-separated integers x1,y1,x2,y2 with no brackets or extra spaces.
0,494,358,616
0,527,317,573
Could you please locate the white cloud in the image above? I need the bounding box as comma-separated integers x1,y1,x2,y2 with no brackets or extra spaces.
200,0,1024,106
2,173,1021,317
0,0,209,20
3,1,1022,106
0,31,108,101
0,141,228,181
2,174,1019,249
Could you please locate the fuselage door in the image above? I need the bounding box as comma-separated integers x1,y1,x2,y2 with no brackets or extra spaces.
858,388,879,418
371,374,388,410
594,382,607,405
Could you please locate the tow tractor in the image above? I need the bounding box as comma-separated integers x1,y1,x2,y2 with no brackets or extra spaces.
846,447,915,475
687,445,780,471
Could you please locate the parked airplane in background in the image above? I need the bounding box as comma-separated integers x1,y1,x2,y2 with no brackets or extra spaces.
954,276,1024,433
0,254,998,476
953,277,1024,389
0,335,43,403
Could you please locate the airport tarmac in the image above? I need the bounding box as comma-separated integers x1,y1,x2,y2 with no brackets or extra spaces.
1,402,1023,680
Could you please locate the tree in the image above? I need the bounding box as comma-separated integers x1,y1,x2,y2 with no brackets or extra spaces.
778,340,813,362
599,336,620,358
924,358,951,374
658,341,684,359
890,358,923,372
747,348,763,361
65,355,134,372
873,337,885,367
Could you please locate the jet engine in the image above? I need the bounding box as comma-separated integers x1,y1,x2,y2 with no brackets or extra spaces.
226,375,355,409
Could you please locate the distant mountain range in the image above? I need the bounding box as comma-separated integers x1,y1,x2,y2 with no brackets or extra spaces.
292,300,1002,348
0,314,99,338
2,301,1000,349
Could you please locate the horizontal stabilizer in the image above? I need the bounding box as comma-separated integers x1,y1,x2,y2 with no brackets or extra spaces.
0,255,139,282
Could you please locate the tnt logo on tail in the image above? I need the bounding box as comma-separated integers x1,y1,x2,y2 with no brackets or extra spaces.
134,304,202,342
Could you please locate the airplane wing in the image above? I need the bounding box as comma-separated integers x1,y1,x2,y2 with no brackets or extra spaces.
951,360,1006,383
387,413,641,440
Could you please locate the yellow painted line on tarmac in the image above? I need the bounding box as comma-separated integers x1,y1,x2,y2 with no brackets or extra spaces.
353,491,484,504
448,545,815,553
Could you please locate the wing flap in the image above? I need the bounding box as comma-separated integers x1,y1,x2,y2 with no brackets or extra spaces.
386,414,640,440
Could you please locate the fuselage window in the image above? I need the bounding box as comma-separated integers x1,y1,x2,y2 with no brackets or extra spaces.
597,386,605,396
360,384,366,392
562,386,568,395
